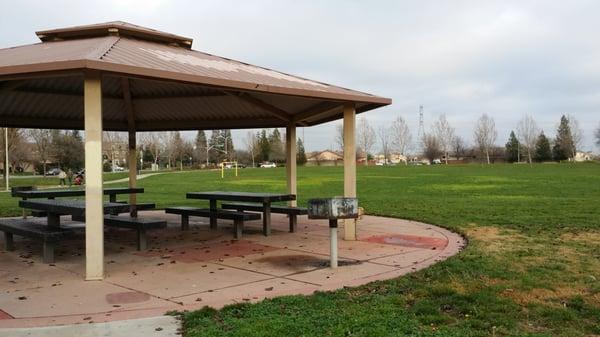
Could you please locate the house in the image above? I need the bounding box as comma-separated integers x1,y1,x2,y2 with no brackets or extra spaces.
374,153,408,165
307,150,343,166
574,151,594,162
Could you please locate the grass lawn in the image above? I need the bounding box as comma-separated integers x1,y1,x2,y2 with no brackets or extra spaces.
1,164,599,336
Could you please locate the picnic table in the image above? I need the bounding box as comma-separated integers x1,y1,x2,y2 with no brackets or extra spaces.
13,187,144,202
19,199,131,228
186,191,295,235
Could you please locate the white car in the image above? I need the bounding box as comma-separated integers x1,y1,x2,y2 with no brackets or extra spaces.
260,162,276,168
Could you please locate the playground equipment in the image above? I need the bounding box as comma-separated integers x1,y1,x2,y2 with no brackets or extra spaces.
220,161,239,178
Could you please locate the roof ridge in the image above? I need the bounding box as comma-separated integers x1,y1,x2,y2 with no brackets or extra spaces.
84,35,121,61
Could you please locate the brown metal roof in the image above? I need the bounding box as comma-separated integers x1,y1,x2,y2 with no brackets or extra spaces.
0,22,391,131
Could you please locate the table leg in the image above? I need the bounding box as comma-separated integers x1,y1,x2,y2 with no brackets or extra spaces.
47,213,60,228
22,198,27,219
210,199,217,230
263,202,271,236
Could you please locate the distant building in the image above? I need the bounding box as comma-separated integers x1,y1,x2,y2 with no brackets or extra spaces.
574,151,594,162
374,153,408,165
307,150,343,166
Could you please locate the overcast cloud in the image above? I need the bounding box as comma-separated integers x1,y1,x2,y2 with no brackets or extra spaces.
1,0,599,151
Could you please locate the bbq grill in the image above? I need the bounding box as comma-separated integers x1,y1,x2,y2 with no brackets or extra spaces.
307,198,358,268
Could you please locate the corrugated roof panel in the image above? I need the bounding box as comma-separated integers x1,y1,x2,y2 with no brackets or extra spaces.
102,38,377,98
0,36,118,68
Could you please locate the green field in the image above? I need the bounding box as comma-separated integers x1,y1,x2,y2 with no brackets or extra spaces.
1,164,599,336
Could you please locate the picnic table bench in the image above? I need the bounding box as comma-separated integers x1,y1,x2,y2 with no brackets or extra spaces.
165,206,260,239
0,218,75,263
5,199,161,261
221,203,307,233
72,214,166,250
185,191,295,236
13,187,153,217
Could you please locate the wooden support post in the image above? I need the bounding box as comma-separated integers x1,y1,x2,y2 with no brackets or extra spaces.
286,124,297,207
343,103,357,241
122,78,137,218
84,71,105,280
128,131,137,217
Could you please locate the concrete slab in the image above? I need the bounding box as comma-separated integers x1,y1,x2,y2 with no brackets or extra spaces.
286,261,397,286
175,277,319,308
217,249,340,276
107,261,272,299
0,212,465,328
0,315,180,337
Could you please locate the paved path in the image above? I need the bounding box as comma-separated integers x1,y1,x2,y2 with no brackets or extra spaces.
1,316,180,337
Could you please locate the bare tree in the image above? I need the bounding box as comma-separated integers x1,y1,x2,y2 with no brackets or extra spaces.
335,124,344,153
434,114,455,164
568,115,583,159
378,126,391,164
516,115,539,164
28,129,53,175
595,123,600,148
244,131,259,168
103,131,126,170
356,117,376,165
474,114,498,164
422,133,442,163
140,132,167,166
452,136,466,160
390,115,411,164
1,128,28,174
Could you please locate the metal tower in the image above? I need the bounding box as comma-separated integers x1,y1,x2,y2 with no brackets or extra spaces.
417,105,425,153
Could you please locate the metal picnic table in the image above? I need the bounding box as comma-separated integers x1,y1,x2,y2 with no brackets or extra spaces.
186,191,296,236
19,199,131,228
13,187,144,203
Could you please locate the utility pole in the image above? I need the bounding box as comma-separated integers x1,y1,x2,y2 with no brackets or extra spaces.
4,128,9,191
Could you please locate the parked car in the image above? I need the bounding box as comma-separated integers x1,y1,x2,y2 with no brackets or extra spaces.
46,168,61,176
260,162,276,168
112,166,125,172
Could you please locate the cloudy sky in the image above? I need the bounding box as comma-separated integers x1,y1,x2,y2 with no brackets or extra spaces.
2,0,599,151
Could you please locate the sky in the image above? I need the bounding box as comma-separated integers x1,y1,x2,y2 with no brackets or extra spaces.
1,0,599,152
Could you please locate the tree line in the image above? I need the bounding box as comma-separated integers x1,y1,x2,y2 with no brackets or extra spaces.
335,114,597,165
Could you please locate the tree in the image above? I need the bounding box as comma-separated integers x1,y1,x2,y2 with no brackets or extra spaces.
222,129,235,161
52,130,84,170
505,131,520,163
194,130,207,166
473,114,497,164
208,130,224,164
422,133,442,163
258,129,270,162
28,129,52,175
269,129,284,162
516,115,538,164
1,128,28,176
390,115,411,164
169,131,186,170
534,131,552,162
553,115,575,161
595,123,600,148
141,132,167,166
297,138,307,165
569,116,583,159
452,136,467,160
357,117,376,165
103,131,126,171
335,124,344,153
244,131,259,167
378,126,391,164
434,114,455,164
